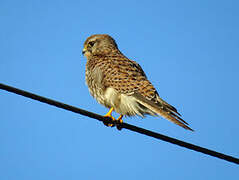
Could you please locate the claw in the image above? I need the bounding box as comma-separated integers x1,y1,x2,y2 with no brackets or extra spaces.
103,107,115,127
103,108,123,130
116,115,123,130
117,115,123,123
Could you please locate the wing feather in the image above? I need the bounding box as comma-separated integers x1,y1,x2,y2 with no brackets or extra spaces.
132,93,193,131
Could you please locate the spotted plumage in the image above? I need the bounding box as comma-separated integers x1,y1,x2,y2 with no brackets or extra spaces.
82,34,193,131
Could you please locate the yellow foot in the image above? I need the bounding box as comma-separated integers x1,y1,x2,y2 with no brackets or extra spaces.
116,115,123,130
117,115,123,123
103,107,115,127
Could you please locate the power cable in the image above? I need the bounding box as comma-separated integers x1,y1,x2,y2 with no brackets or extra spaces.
0,83,238,165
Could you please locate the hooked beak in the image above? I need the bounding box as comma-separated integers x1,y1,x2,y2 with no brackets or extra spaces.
82,48,86,55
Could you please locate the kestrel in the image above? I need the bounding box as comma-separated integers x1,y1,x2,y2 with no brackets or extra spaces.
82,34,193,131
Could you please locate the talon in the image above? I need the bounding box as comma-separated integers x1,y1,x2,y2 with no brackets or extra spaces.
116,115,123,130
117,115,123,123
103,121,114,127
103,107,115,127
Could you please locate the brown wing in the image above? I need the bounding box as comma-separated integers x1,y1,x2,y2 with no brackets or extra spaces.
96,55,157,100
95,55,192,130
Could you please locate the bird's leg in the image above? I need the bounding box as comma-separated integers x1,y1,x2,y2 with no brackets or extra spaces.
116,115,123,130
117,115,123,123
103,107,115,127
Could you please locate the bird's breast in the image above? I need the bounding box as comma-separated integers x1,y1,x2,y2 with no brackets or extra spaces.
85,64,107,106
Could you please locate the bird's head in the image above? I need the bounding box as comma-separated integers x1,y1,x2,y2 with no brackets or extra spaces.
82,34,119,58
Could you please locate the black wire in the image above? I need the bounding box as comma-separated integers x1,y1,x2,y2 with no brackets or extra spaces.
0,83,239,165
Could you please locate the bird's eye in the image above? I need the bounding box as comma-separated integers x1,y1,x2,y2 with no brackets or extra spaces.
88,41,95,47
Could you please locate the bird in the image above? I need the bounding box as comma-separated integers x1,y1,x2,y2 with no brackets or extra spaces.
82,34,193,131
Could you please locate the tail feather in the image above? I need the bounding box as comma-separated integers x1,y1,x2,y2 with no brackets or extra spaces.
132,93,193,131
168,111,189,125
156,96,183,117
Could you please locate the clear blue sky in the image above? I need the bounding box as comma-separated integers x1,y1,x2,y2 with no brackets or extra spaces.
1,0,239,179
